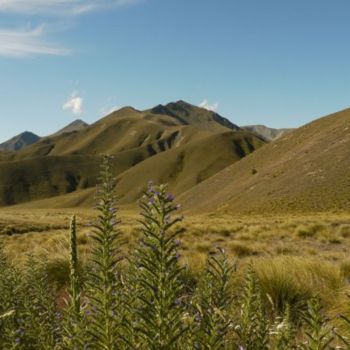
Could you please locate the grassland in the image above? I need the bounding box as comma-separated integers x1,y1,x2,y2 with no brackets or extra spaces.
1,208,350,322
2,209,350,263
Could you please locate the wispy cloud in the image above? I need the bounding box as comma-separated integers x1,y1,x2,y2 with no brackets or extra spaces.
0,25,70,57
0,0,142,15
199,99,219,112
63,92,84,116
100,105,121,116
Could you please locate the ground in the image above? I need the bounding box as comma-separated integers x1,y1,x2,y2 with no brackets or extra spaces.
1,208,350,269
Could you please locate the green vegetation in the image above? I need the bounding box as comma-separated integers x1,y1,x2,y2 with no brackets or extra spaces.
1,156,350,349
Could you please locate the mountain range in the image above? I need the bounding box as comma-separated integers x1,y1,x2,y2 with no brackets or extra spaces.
0,119,89,152
1,100,349,214
0,101,264,206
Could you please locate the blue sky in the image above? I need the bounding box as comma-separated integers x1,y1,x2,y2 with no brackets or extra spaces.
1,0,350,142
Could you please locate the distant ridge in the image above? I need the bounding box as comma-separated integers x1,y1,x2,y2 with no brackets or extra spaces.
53,119,89,136
0,100,264,206
242,125,293,141
0,131,40,152
0,120,89,152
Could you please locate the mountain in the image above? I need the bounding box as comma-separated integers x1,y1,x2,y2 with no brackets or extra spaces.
242,125,293,141
179,107,350,214
0,131,40,152
52,119,89,136
150,100,240,132
0,101,265,207
0,120,88,153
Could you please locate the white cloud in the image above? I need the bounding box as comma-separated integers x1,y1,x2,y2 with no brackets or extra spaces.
0,25,70,57
63,92,83,116
0,0,142,15
199,99,219,112
0,1,143,57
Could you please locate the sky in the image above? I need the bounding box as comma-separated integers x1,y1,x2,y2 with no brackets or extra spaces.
1,0,350,142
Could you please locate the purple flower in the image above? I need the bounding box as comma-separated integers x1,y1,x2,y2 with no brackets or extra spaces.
166,193,175,201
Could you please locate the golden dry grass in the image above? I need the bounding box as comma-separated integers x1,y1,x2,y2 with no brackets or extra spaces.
1,208,350,320
1,209,350,267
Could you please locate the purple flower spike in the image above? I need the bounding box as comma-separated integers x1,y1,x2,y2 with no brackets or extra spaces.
167,193,175,201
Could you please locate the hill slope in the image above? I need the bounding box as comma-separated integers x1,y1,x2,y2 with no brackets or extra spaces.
0,131,40,152
179,108,350,213
0,101,265,207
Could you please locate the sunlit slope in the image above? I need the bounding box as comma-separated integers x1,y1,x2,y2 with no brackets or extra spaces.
179,108,350,213
115,130,264,203
0,101,265,207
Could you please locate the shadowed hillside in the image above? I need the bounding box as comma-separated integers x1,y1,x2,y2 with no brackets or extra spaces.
0,101,265,207
0,131,40,152
179,108,350,213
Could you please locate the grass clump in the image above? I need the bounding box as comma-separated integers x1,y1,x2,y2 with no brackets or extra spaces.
296,223,324,238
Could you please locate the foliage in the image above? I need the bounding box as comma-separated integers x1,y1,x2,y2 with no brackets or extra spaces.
0,156,349,349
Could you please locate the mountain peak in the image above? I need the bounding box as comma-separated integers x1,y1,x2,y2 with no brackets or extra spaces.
0,131,40,152
53,119,89,136
150,100,239,131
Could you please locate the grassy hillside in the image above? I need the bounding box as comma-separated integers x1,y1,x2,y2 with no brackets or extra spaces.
0,101,265,207
179,107,350,213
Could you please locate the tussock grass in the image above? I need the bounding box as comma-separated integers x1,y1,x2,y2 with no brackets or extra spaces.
253,256,346,316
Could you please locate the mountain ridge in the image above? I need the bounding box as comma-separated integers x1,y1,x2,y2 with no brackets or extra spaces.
0,101,265,207
0,131,40,152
